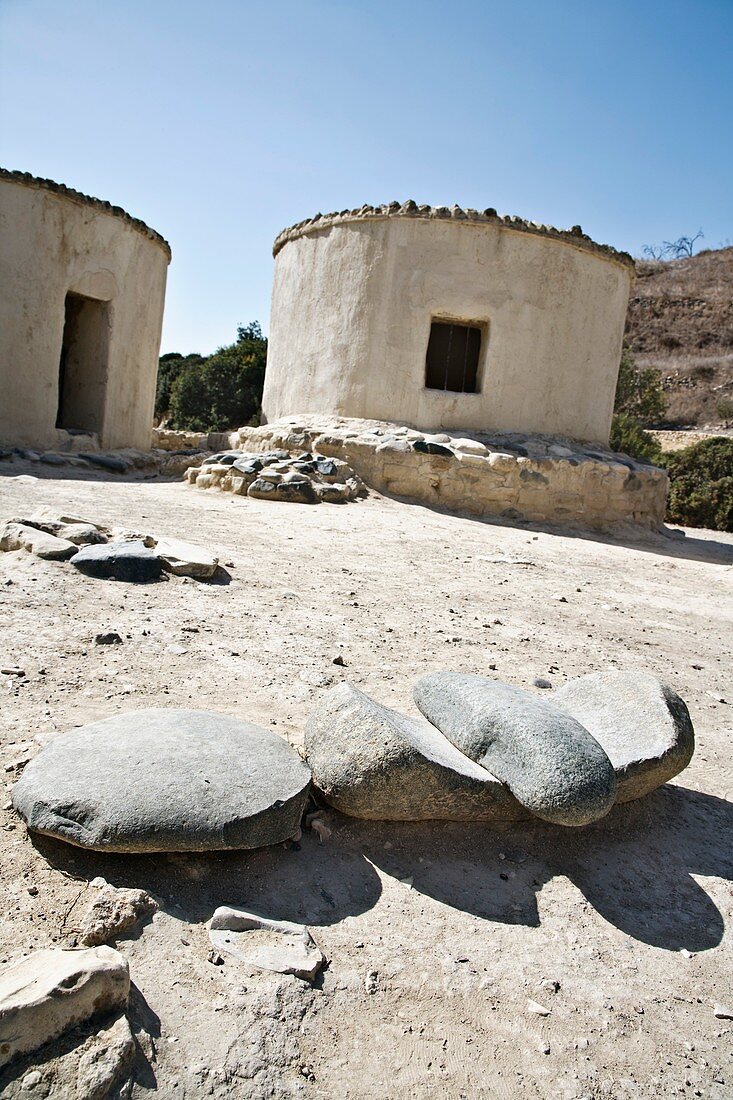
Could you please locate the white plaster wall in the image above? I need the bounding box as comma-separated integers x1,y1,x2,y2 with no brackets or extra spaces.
264,218,632,444
0,179,169,451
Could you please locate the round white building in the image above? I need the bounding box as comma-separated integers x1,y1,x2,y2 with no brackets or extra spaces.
263,202,634,446
0,169,170,452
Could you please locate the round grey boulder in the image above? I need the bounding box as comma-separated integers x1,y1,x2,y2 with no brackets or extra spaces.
413,672,617,826
553,670,694,801
12,709,311,852
304,682,523,821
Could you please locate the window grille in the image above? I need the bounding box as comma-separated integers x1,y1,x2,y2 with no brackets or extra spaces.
425,321,481,393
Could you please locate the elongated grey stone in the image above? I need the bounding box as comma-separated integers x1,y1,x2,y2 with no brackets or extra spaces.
413,673,616,826
12,709,311,852
304,682,523,821
553,671,694,801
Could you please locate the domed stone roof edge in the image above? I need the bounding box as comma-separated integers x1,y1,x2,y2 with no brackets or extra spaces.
0,167,172,261
273,202,635,271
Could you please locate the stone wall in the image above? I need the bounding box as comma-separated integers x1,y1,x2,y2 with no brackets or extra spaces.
648,429,732,453
217,416,668,533
152,428,233,452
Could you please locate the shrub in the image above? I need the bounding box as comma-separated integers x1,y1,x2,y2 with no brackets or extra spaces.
716,396,733,421
165,322,267,432
609,347,665,462
609,413,663,464
155,352,206,421
614,347,665,424
665,437,733,531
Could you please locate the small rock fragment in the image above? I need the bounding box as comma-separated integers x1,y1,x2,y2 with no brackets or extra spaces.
75,1014,136,1100
79,885,157,946
0,522,76,561
155,537,219,579
526,999,552,1016
209,907,324,981
95,632,123,646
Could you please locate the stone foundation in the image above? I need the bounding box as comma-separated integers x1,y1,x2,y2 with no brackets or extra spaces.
220,417,668,533
152,427,232,452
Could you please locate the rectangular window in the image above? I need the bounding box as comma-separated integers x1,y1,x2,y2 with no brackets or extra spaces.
425,321,482,393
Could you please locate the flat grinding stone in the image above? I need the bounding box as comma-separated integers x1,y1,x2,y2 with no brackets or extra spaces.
553,670,694,801
304,682,524,821
414,673,617,826
12,709,312,852
70,540,162,582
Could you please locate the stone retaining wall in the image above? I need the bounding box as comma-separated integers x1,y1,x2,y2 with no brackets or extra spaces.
152,428,232,452
648,429,732,453
217,417,668,532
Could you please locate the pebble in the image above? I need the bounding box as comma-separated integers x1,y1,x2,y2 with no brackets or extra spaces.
95,632,123,645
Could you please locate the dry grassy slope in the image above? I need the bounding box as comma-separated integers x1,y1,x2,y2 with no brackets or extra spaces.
624,247,733,427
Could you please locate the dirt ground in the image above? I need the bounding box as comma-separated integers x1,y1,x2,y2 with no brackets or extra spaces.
0,466,732,1099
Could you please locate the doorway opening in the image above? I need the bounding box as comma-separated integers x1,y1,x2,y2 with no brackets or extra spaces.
56,292,110,433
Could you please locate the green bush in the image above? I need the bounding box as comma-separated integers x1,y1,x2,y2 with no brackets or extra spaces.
614,346,665,424
609,412,663,464
665,437,733,532
609,347,665,462
716,396,733,421
163,322,267,432
155,352,205,420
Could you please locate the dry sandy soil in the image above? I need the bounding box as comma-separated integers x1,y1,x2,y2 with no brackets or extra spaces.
0,466,732,1099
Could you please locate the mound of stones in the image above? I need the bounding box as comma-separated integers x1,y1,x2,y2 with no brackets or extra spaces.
185,448,366,504
0,508,219,581
305,671,694,825
12,709,311,852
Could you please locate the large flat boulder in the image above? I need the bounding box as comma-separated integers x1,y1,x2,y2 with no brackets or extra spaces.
413,673,617,826
69,540,162,582
12,709,311,852
0,946,129,1069
304,682,523,821
553,671,694,801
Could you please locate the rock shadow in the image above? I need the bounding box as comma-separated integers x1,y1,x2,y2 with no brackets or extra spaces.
30,785,730,951
361,784,732,951
32,829,383,930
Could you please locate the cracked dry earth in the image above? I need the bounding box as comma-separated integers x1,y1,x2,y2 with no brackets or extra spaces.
0,466,732,1099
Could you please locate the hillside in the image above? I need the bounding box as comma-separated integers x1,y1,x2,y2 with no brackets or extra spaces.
625,246,733,427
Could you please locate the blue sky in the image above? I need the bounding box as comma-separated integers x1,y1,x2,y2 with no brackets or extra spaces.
1,0,731,354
